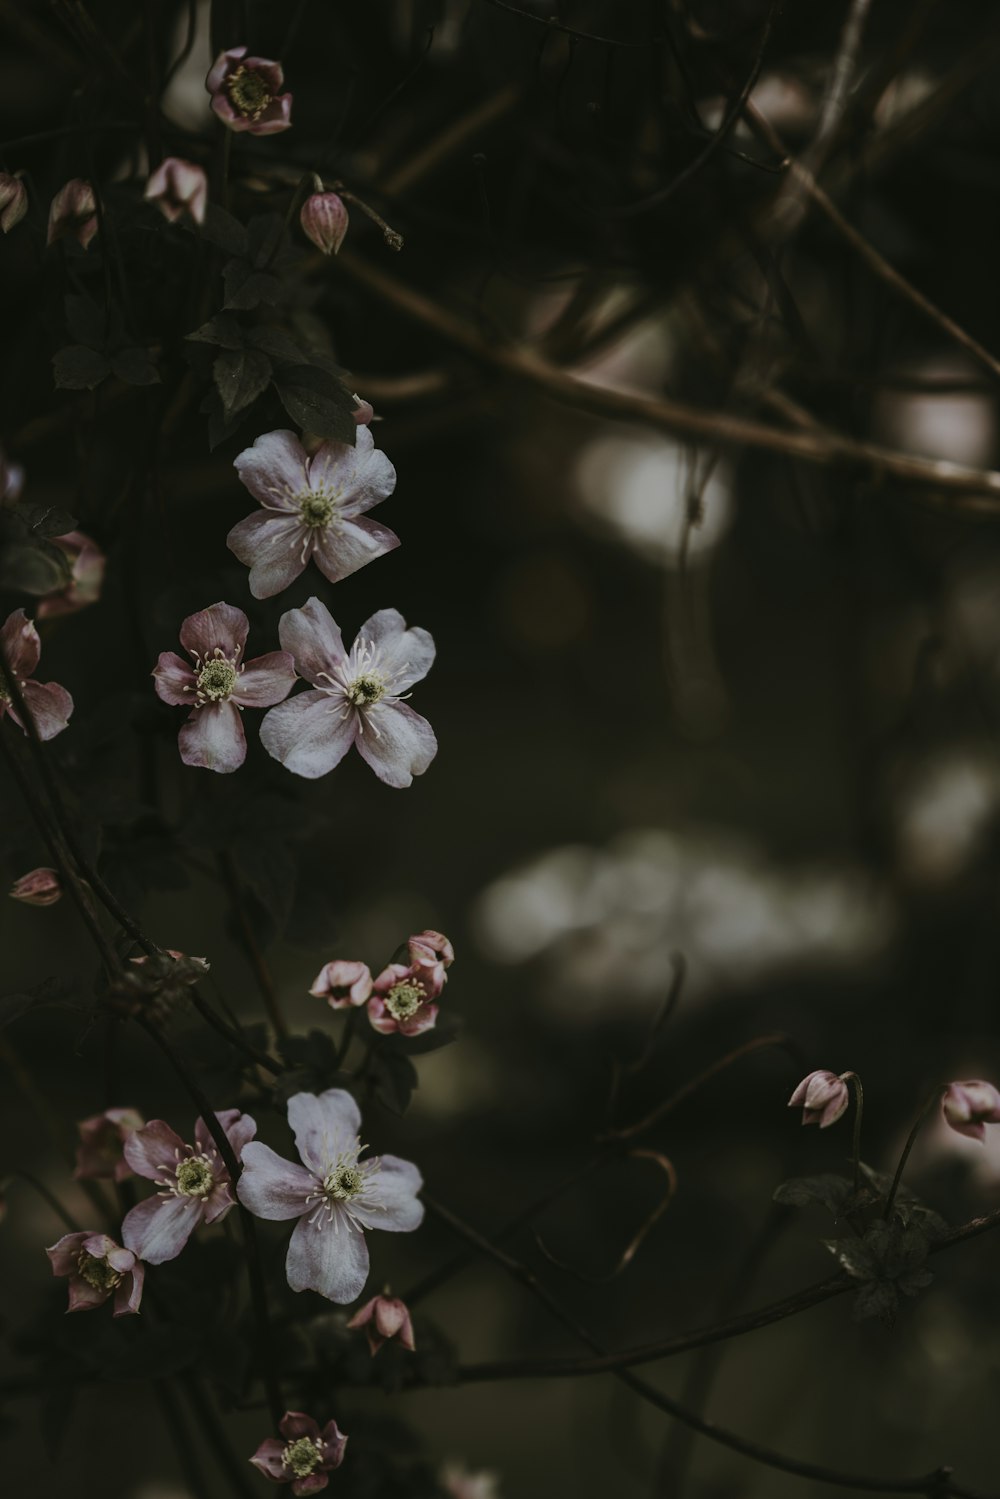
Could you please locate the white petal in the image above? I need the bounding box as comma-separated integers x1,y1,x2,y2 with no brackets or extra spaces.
287,1090,361,1175
353,1154,424,1233
236,1142,316,1220
259,690,357,780
285,1208,370,1303
356,701,437,788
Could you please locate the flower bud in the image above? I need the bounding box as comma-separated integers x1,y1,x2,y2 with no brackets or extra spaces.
47,179,98,250
0,172,27,233
347,1291,415,1355
309,959,373,1009
942,1079,1000,1141
352,394,374,427
9,868,61,906
74,1107,145,1182
145,157,208,226
300,192,348,256
37,530,106,619
787,1069,850,1128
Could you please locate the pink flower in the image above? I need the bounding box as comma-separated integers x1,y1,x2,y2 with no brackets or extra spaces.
74,1107,145,1182
228,429,398,600
0,609,74,740
368,954,444,1038
36,530,106,619
47,179,98,249
408,929,455,993
260,598,437,787
121,1109,257,1264
145,157,208,225
206,47,292,135
309,960,373,1009
347,1291,415,1354
250,1411,347,1495
9,867,61,906
788,1069,850,1128
46,1231,144,1316
0,172,27,233
942,1080,1000,1142
0,445,24,504
300,192,348,256
153,602,296,773
236,1089,424,1304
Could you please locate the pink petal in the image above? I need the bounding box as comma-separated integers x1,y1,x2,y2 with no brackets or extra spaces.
236,1141,316,1219
259,690,357,780
280,1413,322,1442
46,1232,89,1276
205,45,246,94
355,701,437,788
306,429,396,517
121,1194,203,1264
292,1476,329,1497
234,652,297,707
179,703,247,773
233,429,308,509
179,602,249,662
249,96,293,135
358,609,436,693
124,1120,188,1181
11,680,74,741
1,608,40,676
195,1108,257,1162
113,1264,144,1316
250,1438,288,1482
286,1207,370,1303
399,1003,438,1037
153,651,197,706
227,511,310,600
351,1155,424,1233
287,1090,361,1175
68,1276,110,1311
312,517,400,586
203,1183,236,1223
277,597,347,684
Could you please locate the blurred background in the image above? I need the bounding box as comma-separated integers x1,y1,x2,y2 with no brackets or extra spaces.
4,0,1000,1494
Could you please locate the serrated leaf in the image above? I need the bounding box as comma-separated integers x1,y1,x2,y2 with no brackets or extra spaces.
223,258,279,311
247,324,306,364
213,347,272,416
111,346,160,385
275,365,357,443
13,499,78,538
187,312,246,350
199,387,252,450
198,203,248,257
773,1174,855,1215
53,345,111,390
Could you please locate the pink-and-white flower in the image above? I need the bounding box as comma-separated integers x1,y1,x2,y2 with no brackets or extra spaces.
9,867,61,906
300,192,348,256
260,598,437,787
145,157,208,225
46,1231,144,1316
206,47,292,135
309,960,373,1009
250,1411,348,1495
942,1080,1000,1142
47,179,98,249
153,602,296,773
74,1107,145,1182
237,1089,423,1304
0,609,74,740
347,1291,415,1355
0,172,27,233
368,952,444,1038
36,530,106,619
228,429,398,600
121,1109,256,1264
787,1069,850,1129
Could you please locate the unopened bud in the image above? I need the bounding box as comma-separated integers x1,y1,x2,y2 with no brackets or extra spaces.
300,191,349,256
47,179,98,250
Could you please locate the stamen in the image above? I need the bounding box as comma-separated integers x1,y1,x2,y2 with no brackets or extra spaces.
226,64,273,122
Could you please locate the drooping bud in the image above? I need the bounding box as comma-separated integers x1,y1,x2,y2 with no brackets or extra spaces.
300,191,349,256
787,1069,850,1128
309,959,373,1009
347,1291,416,1355
145,157,208,226
9,867,61,906
942,1079,1000,1141
0,172,27,233
47,179,98,250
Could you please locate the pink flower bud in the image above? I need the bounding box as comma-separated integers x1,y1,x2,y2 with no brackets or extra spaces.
37,530,106,619
145,157,208,226
309,959,373,1009
74,1107,145,1181
0,172,27,233
347,1292,415,1355
787,1069,850,1128
47,179,98,250
942,1079,1000,1141
352,394,375,426
9,867,61,906
300,192,348,256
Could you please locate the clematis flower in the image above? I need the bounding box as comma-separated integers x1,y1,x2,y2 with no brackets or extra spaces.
228,429,398,600
74,1107,145,1182
0,609,74,740
9,867,61,906
260,598,437,787
0,171,27,233
206,47,292,135
250,1411,347,1495
942,1080,1000,1142
368,953,444,1038
0,445,24,504
347,1291,415,1355
47,178,98,249
145,157,208,225
787,1069,850,1129
309,960,373,1009
121,1109,256,1264
37,530,106,619
46,1231,144,1316
237,1089,423,1304
153,602,296,773
300,192,348,256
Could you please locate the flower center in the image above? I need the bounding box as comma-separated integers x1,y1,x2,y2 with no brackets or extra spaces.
345,674,385,707
385,981,424,1021
175,1155,216,1198
324,1164,365,1200
282,1438,324,1478
298,490,339,528
227,65,273,121
197,657,238,702
77,1251,122,1292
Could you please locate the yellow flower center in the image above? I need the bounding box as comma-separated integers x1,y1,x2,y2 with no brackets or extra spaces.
175,1156,215,1198
385,982,424,1021
77,1252,122,1292
227,65,273,121
282,1437,324,1478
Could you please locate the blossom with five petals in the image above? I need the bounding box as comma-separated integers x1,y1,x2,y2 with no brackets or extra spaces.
250,1411,347,1495
46,1231,144,1316
0,609,74,739
206,47,292,134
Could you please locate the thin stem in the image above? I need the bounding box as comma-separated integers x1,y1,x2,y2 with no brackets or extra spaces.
189,987,284,1076
334,1008,358,1070
884,1087,945,1219
9,1169,81,1233
845,1071,864,1196
217,852,288,1039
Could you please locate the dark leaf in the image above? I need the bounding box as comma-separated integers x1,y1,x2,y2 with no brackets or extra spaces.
852,1279,899,1327
187,312,246,350
53,345,111,391
371,1049,419,1115
0,538,72,595
247,324,307,364
246,212,286,268
275,365,358,443
773,1174,855,1215
198,203,248,257
13,500,78,538
223,258,280,311
393,1015,462,1056
213,347,273,417
199,387,253,450
111,346,160,385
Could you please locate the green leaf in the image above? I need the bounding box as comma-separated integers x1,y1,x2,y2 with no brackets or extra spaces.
247,324,307,364
13,499,78,538
198,203,248,257
223,258,280,311
187,312,246,350
773,1174,854,1216
111,346,160,385
275,365,358,443
53,345,111,390
213,347,272,416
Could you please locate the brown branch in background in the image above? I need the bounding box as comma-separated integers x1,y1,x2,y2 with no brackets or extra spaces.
606,953,686,1121
535,1148,678,1282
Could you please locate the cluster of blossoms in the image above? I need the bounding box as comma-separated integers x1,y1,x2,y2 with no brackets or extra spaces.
311,928,455,1037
